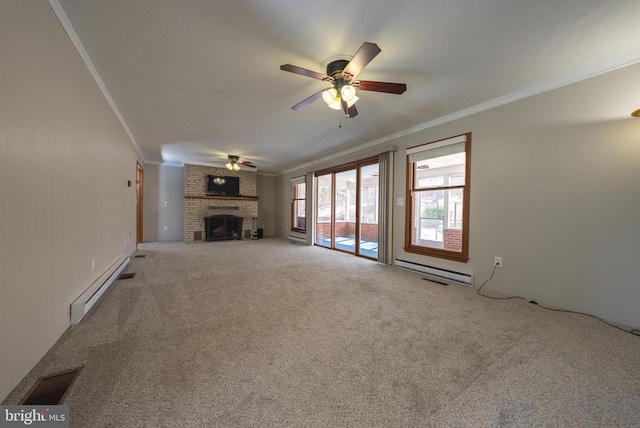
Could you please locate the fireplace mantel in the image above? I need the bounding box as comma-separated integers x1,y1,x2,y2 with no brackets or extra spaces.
184,194,259,201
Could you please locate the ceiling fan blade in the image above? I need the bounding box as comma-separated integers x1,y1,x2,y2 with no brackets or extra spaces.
280,64,330,81
291,89,329,111
355,80,407,94
347,104,358,118
340,99,359,118
342,42,381,81
238,160,256,168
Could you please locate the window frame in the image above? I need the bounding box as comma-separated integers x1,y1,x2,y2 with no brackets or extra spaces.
291,176,306,233
404,133,471,262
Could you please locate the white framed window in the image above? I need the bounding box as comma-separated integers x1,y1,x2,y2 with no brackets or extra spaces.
291,176,306,232
405,133,471,262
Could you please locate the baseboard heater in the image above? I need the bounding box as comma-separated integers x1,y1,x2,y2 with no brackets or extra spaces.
287,235,307,244
395,259,474,287
70,255,130,324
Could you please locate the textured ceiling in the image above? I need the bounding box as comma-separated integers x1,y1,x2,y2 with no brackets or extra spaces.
54,0,640,173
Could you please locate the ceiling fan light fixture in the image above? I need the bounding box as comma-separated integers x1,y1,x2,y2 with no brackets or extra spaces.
327,99,342,110
281,42,406,117
322,88,338,105
346,95,359,108
225,162,240,171
340,84,356,102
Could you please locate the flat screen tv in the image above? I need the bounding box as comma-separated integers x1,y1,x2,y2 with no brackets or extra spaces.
207,175,240,196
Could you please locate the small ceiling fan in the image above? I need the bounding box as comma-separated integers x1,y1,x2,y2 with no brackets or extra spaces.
225,155,256,171
280,42,407,118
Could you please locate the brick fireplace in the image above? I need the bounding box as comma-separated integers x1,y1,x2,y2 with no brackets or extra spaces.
184,163,258,243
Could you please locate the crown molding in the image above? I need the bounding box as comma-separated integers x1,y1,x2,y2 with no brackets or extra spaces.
47,0,146,163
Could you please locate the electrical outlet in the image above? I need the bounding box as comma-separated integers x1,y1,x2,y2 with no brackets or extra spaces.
91,258,95,271
163,225,168,231
494,257,503,268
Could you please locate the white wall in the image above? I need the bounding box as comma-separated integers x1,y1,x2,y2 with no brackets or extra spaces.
276,62,640,328
143,164,184,242
143,163,159,242
158,165,184,241
274,174,287,237
257,174,276,236
0,1,141,400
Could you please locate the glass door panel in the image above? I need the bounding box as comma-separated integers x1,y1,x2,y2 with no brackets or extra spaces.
358,163,379,258
315,174,332,247
334,169,357,253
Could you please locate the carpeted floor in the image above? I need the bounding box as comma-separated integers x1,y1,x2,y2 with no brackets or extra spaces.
4,239,640,427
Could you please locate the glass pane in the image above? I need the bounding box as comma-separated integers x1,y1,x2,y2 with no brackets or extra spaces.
359,163,379,258
335,169,356,253
315,174,332,247
293,200,305,230
414,151,466,189
294,182,306,199
411,189,464,253
447,188,464,230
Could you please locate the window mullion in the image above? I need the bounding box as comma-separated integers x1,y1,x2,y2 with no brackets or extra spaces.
412,184,465,192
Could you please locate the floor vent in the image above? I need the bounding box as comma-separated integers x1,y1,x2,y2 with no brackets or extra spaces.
133,254,146,258
395,259,474,287
20,368,82,405
117,272,136,280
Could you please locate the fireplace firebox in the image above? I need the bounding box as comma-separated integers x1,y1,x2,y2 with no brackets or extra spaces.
205,214,243,241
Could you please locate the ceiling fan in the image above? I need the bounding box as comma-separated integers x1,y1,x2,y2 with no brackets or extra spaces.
280,42,407,118
225,155,256,171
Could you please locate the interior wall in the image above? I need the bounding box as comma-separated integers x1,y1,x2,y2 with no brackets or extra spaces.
0,1,141,400
391,62,640,328
158,165,184,241
143,163,159,242
277,62,640,328
256,174,276,236
274,174,286,237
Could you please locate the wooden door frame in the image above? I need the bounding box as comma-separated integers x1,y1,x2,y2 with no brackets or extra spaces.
136,162,143,245
315,156,379,259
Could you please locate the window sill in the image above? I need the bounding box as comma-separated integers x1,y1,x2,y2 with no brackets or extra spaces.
404,245,469,263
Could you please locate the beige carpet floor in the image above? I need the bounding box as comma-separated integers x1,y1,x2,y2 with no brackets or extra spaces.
4,239,640,427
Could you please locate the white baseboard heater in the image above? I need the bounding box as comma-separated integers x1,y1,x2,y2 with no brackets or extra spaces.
70,255,130,324
395,259,474,287
287,235,307,244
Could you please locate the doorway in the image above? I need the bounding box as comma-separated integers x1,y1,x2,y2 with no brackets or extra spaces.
136,162,143,245
314,157,379,259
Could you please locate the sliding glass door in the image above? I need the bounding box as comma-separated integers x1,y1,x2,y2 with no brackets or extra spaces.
334,169,357,253
358,163,379,259
314,157,379,259
315,173,332,248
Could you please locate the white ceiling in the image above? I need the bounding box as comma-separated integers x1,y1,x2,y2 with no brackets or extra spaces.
54,0,640,174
